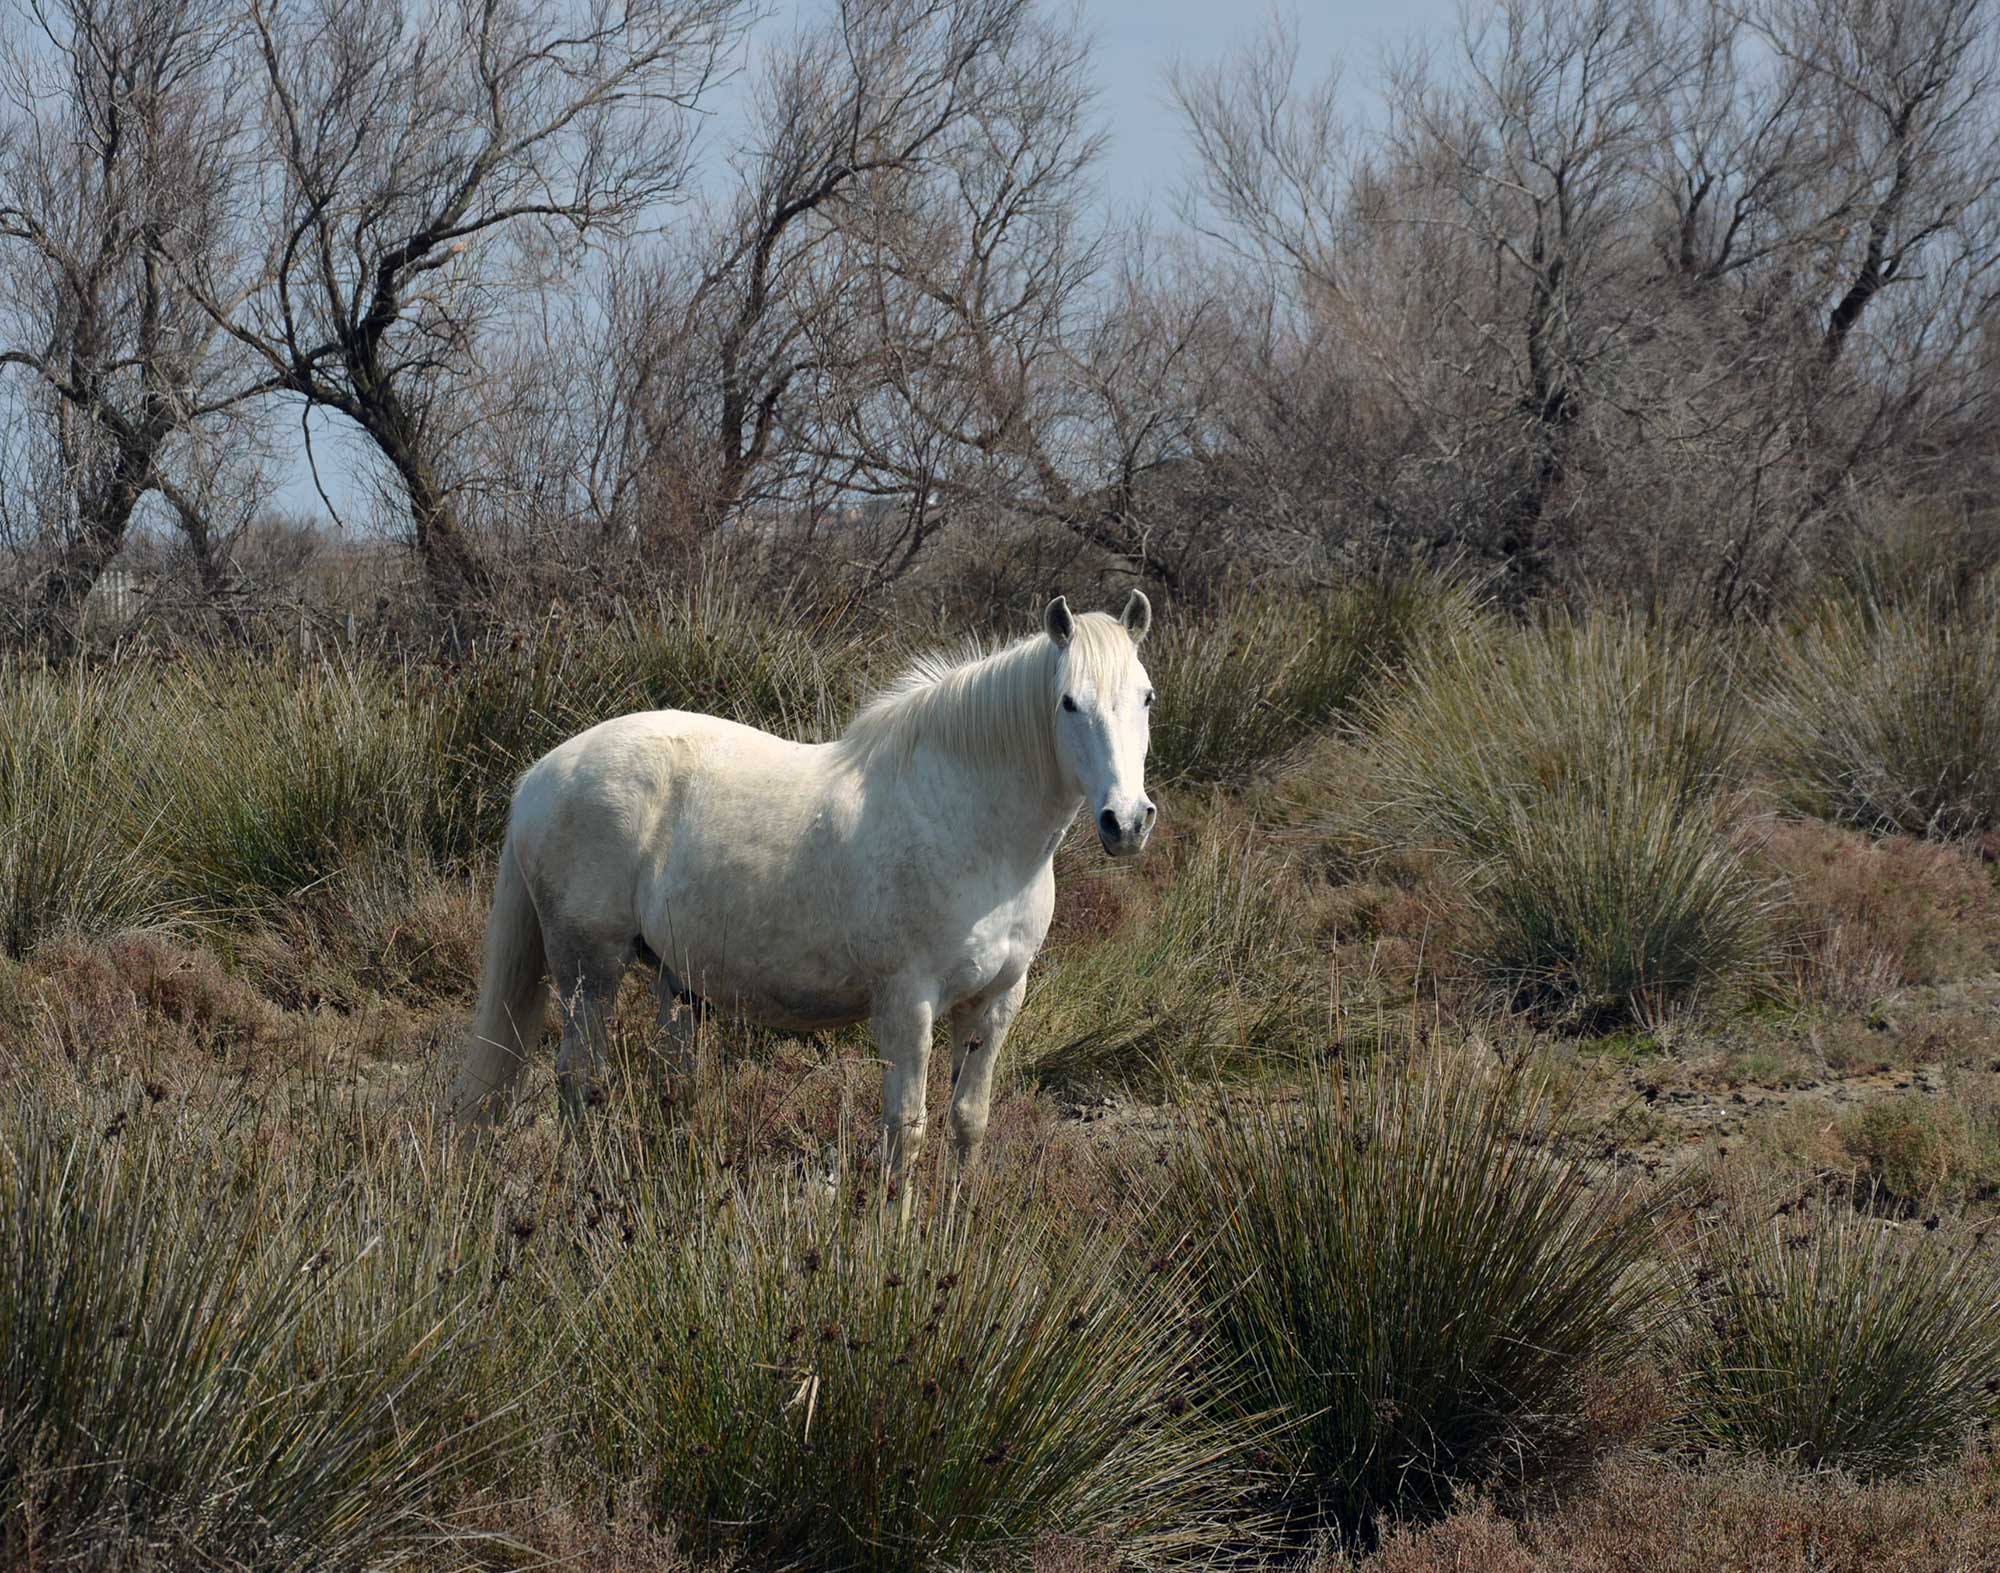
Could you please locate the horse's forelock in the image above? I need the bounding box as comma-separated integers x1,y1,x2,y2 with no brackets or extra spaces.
1057,611,1142,698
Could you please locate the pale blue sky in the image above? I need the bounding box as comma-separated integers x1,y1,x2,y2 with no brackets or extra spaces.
1088,0,1458,205
272,0,1464,525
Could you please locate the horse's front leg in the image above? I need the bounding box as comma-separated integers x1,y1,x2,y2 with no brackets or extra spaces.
873,979,937,1215
948,974,1025,1177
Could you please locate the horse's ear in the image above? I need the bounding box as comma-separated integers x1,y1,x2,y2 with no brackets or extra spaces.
1118,589,1152,644
1045,595,1075,647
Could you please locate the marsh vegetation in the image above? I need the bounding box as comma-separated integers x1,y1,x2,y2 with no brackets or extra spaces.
5,579,2000,1568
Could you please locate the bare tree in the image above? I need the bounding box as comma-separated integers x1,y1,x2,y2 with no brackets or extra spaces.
1753,0,2000,361
189,0,747,617
0,0,259,650
1385,1,1675,595
1640,0,1824,287
9,0,1990,638
1172,36,1473,578
1649,0,2000,588
585,0,1039,563
817,7,1237,592
1175,0,2000,611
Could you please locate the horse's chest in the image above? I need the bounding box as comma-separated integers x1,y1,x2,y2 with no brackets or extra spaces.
935,884,1051,1006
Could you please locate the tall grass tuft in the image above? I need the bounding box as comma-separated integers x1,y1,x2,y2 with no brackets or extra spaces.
1364,618,1743,861
1360,618,1760,1023
577,1151,1236,1571
1481,780,1768,1026
1148,576,1471,784
0,664,175,957
0,1104,497,1566
1763,589,2000,838
1012,819,1314,1092
143,654,434,913
1163,1050,1674,1537
1677,1209,2000,1476
1825,505,2000,619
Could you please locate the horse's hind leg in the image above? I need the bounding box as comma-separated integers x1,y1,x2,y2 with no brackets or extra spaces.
654,968,703,1090
547,929,630,1124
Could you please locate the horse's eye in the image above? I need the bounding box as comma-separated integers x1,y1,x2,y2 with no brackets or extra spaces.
1143,691,1155,708
1060,695,1078,713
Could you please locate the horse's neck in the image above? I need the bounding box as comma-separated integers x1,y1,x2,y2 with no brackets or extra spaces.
916,749,1077,873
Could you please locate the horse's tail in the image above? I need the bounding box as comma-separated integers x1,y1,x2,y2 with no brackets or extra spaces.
449,837,548,1125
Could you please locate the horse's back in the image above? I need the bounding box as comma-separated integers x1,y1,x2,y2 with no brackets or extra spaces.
531,707,809,775
518,706,799,804
514,708,828,855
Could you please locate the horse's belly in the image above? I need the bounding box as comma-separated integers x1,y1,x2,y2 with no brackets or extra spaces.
705,971,873,1034
654,919,874,1035
632,740,875,1032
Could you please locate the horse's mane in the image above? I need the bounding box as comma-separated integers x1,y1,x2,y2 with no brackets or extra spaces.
833,612,1139,780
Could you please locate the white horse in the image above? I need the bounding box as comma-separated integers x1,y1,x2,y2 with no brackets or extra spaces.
448,592,1157,1184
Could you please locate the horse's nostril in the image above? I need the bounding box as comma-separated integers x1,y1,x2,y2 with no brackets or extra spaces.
1098,808,1121,838
1142,802,1156,823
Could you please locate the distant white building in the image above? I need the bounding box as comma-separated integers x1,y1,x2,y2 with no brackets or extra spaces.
83,567,151,628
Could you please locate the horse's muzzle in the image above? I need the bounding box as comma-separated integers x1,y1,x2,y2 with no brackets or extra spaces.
1096,801,1156,858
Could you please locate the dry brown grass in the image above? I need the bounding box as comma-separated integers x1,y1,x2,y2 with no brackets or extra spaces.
1837,1082,2000,1211
1359,1451,2000,1573
1757,819,2000,1009
0,931,282,1086
450,1479,733,1572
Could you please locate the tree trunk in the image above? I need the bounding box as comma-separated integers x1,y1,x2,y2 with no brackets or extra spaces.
1496,264,1574,605
359,389,490,622
28,446,151,658
160,479,249,642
